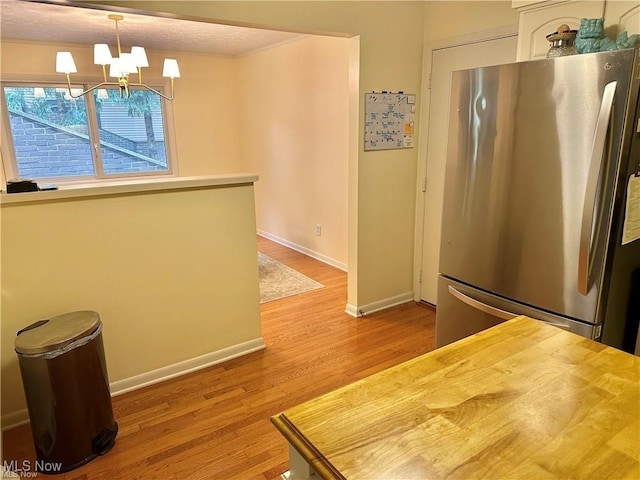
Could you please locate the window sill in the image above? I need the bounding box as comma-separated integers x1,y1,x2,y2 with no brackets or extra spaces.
0,174,259,205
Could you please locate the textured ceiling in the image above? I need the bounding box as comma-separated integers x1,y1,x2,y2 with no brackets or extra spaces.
0,0,307,56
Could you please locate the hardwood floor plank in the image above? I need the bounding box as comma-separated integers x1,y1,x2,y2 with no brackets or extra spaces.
3,236,435,479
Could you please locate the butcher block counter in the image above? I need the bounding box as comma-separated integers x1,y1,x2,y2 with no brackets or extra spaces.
271,316,640,479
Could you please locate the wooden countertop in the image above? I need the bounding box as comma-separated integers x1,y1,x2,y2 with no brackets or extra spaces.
271,316,640,479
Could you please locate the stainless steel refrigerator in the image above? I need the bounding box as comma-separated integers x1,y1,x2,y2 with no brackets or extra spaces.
436,48,640,353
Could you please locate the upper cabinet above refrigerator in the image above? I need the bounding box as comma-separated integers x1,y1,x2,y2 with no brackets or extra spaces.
513,0,640,61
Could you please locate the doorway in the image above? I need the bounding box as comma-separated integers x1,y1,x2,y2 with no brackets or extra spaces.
419,34,518,304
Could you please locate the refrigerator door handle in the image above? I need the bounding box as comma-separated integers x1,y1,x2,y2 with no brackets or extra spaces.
448,285,518,320
578,81,617,296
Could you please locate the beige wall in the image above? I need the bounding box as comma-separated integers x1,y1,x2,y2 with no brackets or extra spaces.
237,35,350,266
1,184,262,422
166,51,241,175
425,1,519,42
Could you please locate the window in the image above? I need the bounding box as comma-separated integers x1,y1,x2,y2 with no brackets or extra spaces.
2,84,173,181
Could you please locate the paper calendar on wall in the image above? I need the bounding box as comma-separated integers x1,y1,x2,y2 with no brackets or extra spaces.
364,92,416,151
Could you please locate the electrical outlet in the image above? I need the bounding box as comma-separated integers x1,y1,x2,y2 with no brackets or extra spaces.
316,224,322,236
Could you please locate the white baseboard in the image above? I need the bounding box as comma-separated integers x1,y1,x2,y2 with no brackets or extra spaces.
2,338,265,431
109,337,265,396
345,303,360,317
258,230,347,272
345,291,415,317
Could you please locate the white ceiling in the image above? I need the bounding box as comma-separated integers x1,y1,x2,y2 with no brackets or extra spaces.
0,0,307,56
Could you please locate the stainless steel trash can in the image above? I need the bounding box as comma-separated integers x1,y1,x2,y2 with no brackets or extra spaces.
14,311,118,473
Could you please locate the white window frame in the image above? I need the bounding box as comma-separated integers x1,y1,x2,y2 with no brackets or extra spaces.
1,77,179,184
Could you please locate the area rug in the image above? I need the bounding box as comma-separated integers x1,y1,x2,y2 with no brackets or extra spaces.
258,252,324,303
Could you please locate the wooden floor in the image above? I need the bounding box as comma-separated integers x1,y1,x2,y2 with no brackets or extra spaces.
3,236,435,479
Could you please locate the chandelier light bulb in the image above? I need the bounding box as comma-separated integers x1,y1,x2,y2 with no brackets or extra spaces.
94,44,112,65
131,47,149,68
56,52,77,74
109,57,125,78
162,59,180,79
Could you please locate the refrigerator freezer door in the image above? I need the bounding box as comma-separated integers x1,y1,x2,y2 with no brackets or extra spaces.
436,276,598,347
439,50,636,325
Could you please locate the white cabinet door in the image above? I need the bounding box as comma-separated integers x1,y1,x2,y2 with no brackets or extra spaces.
516,0,605,60
604,1,640,37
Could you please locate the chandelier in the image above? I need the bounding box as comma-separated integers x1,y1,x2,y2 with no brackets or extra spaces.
55,14,180,100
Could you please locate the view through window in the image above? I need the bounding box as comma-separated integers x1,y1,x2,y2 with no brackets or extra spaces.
3,85,171,180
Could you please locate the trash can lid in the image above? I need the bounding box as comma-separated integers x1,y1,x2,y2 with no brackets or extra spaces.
15,310,101,355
